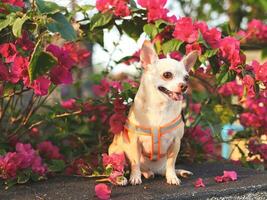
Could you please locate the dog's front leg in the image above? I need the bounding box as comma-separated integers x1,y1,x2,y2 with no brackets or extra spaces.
166,138,181,185
125,136,142,185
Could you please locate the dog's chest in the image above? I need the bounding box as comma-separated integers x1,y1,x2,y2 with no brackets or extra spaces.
139,129,180,156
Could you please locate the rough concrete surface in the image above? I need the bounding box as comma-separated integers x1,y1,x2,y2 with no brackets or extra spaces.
1,162,267,200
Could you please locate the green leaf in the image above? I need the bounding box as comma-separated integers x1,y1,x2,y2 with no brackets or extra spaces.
259,0,267,10
0,3,22,13
88,28,104,46
143,23,158,38
47,12,77,41
261,47,267,59
155,19,170,29
4,179,17,190
198,31,209,48
17,170,31,184
48,160,66,172
36,0,65,14
0,13,16,32
0,148,6,156
12,15,28,37
76,4,94,13
121,18,144,41
90,12,113,31
209,55,220,74
162,39,183,55
216,67,236,86
199,49,218,63
129,0,137,8
28,40,58,82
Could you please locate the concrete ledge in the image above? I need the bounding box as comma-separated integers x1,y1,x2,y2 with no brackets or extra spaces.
1,162,267,200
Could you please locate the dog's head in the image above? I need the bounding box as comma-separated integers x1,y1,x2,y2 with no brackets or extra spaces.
140,40,198,101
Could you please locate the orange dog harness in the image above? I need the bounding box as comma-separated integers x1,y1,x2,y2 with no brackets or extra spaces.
124,115,184,161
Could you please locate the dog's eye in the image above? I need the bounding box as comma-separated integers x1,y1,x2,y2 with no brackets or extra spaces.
163,72,173,80
184,75,189,82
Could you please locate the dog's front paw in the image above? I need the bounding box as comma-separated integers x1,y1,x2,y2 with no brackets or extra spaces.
129,173,142,185
166,174,181,185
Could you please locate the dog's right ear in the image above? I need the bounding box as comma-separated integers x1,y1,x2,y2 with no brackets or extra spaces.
140,40,158,69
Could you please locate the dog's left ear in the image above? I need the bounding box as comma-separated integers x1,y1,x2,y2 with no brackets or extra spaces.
140,40,158,69
183,51,198,72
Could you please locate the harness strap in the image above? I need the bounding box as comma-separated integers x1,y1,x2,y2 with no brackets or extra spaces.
124,115,183,160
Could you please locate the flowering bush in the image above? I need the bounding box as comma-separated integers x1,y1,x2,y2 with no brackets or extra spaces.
0,0,266,191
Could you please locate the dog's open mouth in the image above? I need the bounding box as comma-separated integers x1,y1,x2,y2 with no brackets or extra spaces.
158,86,183,101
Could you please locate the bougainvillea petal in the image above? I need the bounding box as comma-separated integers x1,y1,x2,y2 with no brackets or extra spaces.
95,183,111,200
194,178,205,188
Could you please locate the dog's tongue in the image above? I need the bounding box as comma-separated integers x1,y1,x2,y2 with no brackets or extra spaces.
171,92,183,101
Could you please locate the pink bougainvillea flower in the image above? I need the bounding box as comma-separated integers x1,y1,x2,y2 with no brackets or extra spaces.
240,113,261,128
246,19,267,41
194,178,205,188
137,0,167,8
0,43,17,63
173,17,199,43
96,0,110,12
96,0,130,17
0,61,9,81
187,125,215,155
61,98,77,110
46,44,75,69
16,143,47,175
194,21,208,34
0,143,47,178
102,153,126,172
219,37,240,59
113,1,131,17
10,56,29,83
215,170,237,183
202,28,221,48
108,171,124,185
31,156,47,176
223,171,237,181
109,80,122,92
113,98,126,113
95,183,111,200
124,79,139,88
259,144,267,160
219,36,244,72
218,80,243,97
196,21,221,50
31,76,51,96
2,0,25,7
50,66,73,85
147,7,168,22
242,75,255,97
137,0,168,22
189,102,201,114
63,42,91,67
16,143,36,169
251,60,267,85
37,141,63,160
109,112,127,134
124,50,140,65
15,31,35,52
0,152,18,179
185,42,202,55
169,51,183,61
92,79,110,97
